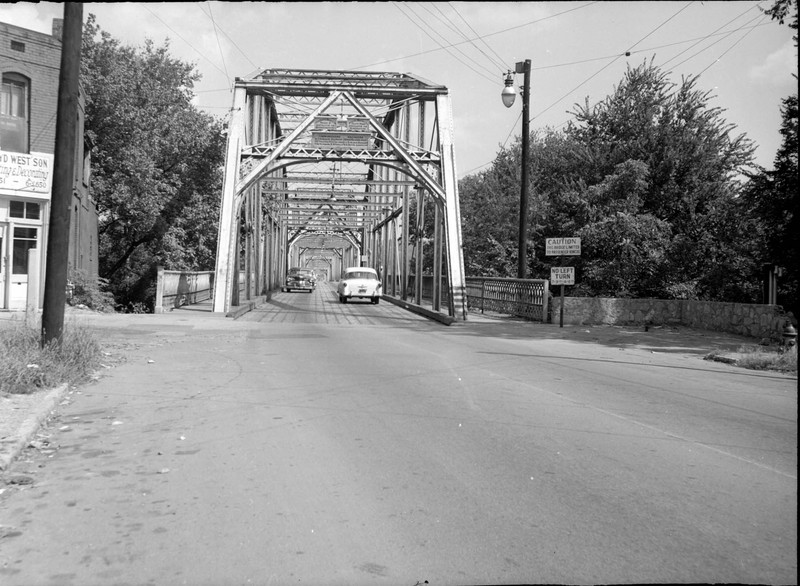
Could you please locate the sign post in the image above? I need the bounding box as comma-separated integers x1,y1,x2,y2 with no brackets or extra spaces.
546,238,580,328
550,267,575,327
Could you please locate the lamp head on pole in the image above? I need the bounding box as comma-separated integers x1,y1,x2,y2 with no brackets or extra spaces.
501,70,516,108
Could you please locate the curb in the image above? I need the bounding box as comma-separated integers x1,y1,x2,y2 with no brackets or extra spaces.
226,295,268,319
704,354,739,365
382,295,455,325
0,383,69,472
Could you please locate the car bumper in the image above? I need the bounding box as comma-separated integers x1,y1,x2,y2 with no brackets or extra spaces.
285,281,314,291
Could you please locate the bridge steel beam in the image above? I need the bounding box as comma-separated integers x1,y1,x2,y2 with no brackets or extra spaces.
212,85,247,313
212,69,468,320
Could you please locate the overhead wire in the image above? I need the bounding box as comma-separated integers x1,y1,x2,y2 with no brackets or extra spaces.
462,1,697,176
197,3,260,71
526,21,773,72
414,2,503,76
353,1,599,70
670,11,768,70
197,21,775,103
204,2,231,89
662,2,764,69
142,4,229,78
447,1,509,73
696,13,770,77
424,2,507,74
391,2,499,84
524,1,695,132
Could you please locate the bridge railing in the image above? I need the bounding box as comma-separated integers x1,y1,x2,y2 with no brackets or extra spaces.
155,268,214,313
465,277,550,322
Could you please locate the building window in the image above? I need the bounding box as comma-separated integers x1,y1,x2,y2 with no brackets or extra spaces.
0,73,29,153
11,41,26,53
12,227,38,274
9,200,41,220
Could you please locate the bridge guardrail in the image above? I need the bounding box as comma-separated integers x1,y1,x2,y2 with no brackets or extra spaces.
465,277,550,322
155,268,214,313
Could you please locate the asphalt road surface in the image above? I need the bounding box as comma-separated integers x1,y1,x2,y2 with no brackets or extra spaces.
0,282,796,585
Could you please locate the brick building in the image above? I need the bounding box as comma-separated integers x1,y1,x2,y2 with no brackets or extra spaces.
0,18,98,311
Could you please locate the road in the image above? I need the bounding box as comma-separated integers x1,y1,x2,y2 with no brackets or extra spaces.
0,282,796,585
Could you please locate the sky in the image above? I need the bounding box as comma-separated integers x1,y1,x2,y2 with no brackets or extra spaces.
1,1,796,179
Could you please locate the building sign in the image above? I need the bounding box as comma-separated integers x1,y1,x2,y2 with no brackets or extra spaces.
312,115,373,150
550,266,575,285
546,237,581,256
0,150,54,196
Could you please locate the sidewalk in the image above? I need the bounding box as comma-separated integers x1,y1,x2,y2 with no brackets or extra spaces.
1,306,248,472
0,305,792,474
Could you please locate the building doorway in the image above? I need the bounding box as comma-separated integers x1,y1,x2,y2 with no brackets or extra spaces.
0,222,6,309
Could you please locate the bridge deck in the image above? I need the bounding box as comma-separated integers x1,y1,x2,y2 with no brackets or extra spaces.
238,280,431,326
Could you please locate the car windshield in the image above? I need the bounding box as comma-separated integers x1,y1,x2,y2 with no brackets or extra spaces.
345,271,378,280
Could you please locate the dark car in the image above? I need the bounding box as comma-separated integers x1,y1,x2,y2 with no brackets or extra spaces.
283,267,315,293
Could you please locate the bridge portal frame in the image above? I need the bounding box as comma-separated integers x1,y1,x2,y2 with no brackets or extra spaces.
212,69,467,320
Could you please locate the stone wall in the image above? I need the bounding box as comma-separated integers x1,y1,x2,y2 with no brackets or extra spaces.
555,297,792,340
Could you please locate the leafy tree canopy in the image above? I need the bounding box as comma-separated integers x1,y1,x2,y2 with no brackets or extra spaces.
459,60,760,303
81,15,225,310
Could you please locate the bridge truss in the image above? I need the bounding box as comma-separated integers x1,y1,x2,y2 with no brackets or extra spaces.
213,68,468,320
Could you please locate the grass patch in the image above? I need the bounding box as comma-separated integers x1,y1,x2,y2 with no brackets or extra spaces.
735,344,797,373
0,318,102,394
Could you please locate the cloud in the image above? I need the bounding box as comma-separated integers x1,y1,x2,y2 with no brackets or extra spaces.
749,41,797,85
0,2,60,35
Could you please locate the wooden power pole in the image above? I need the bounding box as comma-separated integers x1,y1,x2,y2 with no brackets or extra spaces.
41,3,83,347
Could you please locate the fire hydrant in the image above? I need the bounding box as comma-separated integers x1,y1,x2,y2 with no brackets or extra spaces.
781,322,797,351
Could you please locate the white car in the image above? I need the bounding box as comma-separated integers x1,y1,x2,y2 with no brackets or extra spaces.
337,267,382,304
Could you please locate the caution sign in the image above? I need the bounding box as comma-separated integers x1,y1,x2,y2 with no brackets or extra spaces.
550,266,575,286
545,237,581,256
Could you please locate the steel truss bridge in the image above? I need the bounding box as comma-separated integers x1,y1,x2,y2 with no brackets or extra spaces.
212,68,468,320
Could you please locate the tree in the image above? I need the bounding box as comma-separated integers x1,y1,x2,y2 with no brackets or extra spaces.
740,0,798,315
460,60,760,304
81,15,225,310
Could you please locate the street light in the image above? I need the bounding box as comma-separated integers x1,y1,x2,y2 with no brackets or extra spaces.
502,60,531,279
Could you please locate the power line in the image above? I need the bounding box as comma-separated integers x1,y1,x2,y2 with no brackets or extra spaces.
527,21,772,72
696,14,769,77
662,2,763,69
142,4,229,79
670,10,767,70
353,1,599,70
426,2,507,73
196,3,259,71
465,1,698,177
204,2,231,88
413,2,503,77
529,1,695,125
391,2,499,84
448,1,509,73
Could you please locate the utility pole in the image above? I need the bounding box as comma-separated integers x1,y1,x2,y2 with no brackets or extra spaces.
41,2,83,347
517,59,531,280
501,59,532,280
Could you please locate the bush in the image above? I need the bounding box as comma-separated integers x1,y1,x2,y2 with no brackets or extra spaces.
0,318,102,394
737,344,797,373
68,269,116,312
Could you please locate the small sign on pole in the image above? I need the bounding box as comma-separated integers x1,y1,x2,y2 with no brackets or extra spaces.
546,237,581,328
550,266,575,328
550,266,575,286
